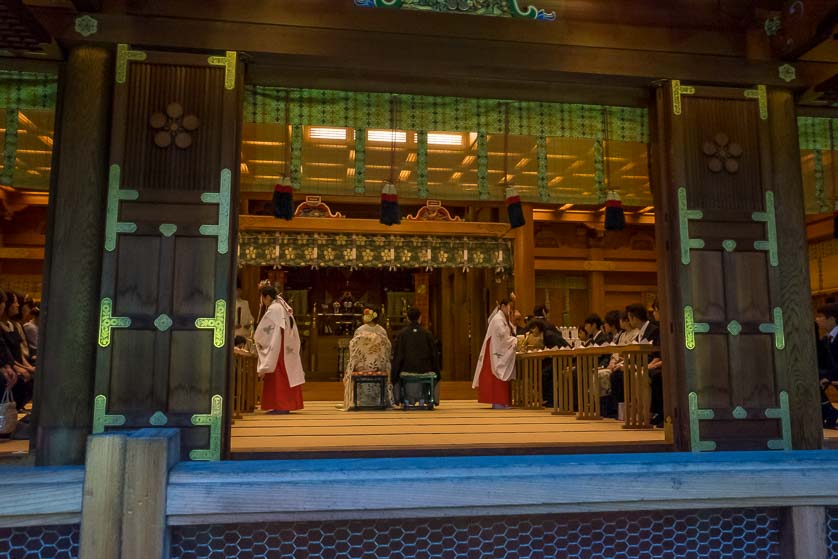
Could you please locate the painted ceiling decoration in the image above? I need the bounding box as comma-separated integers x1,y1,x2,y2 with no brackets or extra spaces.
353,0,557,21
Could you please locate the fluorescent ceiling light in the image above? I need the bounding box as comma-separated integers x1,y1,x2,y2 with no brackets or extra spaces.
310,127,347,140
426,132,462,146
368,130,406,143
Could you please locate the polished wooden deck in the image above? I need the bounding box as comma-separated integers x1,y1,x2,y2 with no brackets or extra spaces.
230,400,669,457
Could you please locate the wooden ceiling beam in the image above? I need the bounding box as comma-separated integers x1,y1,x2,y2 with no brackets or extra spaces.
29,9,828,88
70,0,102,12
768,0,838,60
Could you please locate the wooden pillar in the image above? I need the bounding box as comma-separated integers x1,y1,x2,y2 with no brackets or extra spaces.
780,506,827,559
441,269,454,379
34,46,113,466
588,271,605,316
652,82,821,451
453,269,469,380
239,265,261,325
513,204,535,317
412,272,430,327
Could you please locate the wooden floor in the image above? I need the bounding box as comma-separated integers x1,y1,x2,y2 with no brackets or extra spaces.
230,400,670,457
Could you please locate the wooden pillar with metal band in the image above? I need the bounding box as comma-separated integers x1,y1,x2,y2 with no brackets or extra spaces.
653,81,820,451
512,203,535,318
35,46,114,466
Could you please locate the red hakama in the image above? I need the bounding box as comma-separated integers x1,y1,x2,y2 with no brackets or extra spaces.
261,330,304,412
477,339,511,407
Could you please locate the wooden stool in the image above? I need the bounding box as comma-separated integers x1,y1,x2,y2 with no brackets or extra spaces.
352,372,388,410
400,373,436,410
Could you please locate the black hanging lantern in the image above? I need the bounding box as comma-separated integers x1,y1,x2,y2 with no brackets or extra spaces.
380,94,402,226
604,190,625,231
272,175,293,220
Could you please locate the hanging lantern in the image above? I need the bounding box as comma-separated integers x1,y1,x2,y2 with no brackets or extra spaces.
604,190,625,231
506,185,525,229
272,175,294,220
380,181,401,226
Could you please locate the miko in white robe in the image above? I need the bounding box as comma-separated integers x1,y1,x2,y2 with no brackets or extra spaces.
472,306,518,407
254,296,305,412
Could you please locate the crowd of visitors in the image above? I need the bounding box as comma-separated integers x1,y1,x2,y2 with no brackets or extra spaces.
0,291,39,439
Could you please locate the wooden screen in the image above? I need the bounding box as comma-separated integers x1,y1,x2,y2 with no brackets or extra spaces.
94,45,241,460
655,83,819,451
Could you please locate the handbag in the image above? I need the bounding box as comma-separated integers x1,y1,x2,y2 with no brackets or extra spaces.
0,388,17,436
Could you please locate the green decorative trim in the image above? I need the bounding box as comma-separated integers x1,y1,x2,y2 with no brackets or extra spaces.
732,406,747,420
798,116,838,151
744,85,768,121
477,131,489,200
765,391,791,450
115,43,147,84
189,394,223,461
98,297,131,348
353,128,366,194
195,300,226,348
199,169,231,255
0,109,17,186
104,164,138,252
758,307,785,350
778,64,796,83
74,15,98,37
92,394,126,434
353,0,557,21
207,51,237,90
671,80,695,116
688,392,716,452
593,137,606,202
813,150,829,212
290,124,303,189
726,320,742,336
752,191,778,267
154,313,173,332
722,239,736,253
536,135,549,201
677,187,704,265
148,411,168,426
684,305,709,350
159,223,177,237
416,130,428,198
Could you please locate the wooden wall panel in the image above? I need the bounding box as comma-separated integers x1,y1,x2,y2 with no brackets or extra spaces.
94,46,241,461
654,82,821,451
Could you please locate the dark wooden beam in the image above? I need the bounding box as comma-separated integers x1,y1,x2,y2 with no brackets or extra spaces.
769,0,838,60
29,8,829,89
70,0,102,12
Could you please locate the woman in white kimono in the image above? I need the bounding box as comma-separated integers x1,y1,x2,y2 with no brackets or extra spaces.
342,308,392,410
254,284,305,414
472,298,518,409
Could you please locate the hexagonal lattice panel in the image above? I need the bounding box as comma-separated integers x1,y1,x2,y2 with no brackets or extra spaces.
171,509,780,559
0,524,79,559
826,508,838,557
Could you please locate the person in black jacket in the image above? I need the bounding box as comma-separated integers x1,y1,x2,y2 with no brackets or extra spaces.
527,318,569,408
815,305,838,428
391,308,440,404
627,302,663,426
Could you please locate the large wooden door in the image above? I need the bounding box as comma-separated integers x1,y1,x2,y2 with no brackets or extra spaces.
93,45,241,460
654,83,820,451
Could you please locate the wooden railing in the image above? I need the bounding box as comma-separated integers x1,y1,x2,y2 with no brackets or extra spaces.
229,351,260,419
3,430,838,559
514,344,658,429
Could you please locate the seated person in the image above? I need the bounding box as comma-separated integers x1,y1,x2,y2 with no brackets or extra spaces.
526,319,569,407
342,309,393,410
603,310,621,343
391,308,440,405
627,301,663,427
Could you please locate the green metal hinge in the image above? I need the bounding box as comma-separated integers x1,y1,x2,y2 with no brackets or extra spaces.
195,299,227,348
105,164,138,252
678,187,704,265
752,191,778,267
744,85,768,120
199,168,231,254
671,80,696,116
765,391,791,450
207,51,237,90
115,43,147,84
190,394,223,461
97,297,131,347
758,307,785,350
684,305,709,350
92,394,126,434
688,392,716,452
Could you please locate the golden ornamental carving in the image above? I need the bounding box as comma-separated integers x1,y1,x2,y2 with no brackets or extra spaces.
406,200,462,222
150,102,200,149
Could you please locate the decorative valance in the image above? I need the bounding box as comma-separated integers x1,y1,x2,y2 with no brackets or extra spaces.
239,231,512,271
798,116,837,214
0,70,57,110
798,117,838,151
244,87,649,143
